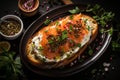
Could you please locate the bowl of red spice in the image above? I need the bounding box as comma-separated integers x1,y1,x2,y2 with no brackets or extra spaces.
18,0,39,17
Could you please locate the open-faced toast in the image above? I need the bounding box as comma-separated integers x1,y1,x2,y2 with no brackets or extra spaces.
26,13,98,69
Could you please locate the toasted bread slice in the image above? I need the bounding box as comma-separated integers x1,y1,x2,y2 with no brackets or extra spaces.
26,13,98,69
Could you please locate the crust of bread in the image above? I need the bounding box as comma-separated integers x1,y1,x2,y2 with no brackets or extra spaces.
25,13,98,69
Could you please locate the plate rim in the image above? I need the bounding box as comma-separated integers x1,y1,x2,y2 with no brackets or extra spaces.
19,4,112,77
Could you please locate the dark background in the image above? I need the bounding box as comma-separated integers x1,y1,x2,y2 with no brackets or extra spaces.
0,0,120,80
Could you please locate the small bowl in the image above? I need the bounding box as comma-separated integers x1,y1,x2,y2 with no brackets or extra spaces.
0,41,11,53
18,0,40,17
0,15,23,40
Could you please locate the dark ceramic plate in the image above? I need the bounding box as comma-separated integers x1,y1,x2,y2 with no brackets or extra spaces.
19,4,112,77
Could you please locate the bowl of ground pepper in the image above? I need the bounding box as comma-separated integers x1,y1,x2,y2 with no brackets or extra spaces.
0,15,23,40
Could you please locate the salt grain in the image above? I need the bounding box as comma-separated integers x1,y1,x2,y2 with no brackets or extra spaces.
110,57,113,60
104,67,109,71
99,69,101,72
46,16,49,18
82,55,85,58
103,62,110,67
96,46,101,50
43,1,47,4
74,60,77,64
112,66,115,70
46,6,50,11
70,62,74,66
102,72,105,75
99,42,103,45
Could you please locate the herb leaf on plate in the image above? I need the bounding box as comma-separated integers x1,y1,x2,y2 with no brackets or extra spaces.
69,7,80,14
44,18,51,25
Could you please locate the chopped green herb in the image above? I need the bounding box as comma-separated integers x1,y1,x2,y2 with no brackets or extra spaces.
41,57,46,62
69,15,73,19
48,39,54,44
38,46,44,51
84,19,88,23
99,20,106,27
69,39,74,44
107,27,113,35
57,36,61,42
86,4,101,15
77,43,81,48
100,27,113,35
47,30,68,52
69,25,73,31
56,27,59,31
86,4,115,27
44,18,51,25
69,7,80,14
54,56,60,60
87,25,91,31
61,30,68,40
66,53,71,58
55,21,59,26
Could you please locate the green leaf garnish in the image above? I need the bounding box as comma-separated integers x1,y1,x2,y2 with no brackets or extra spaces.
44,18,51,25
69,25,73,31
100,27,113,35
107,27,113,35
69,7,80,14
84,19,88,23
69,15,73,19
77,43,81,48
61,30,68,40
87,25,91,31
38,46,44,51
86,4,115,27
48,39,54,44
55,21,60,26
41,57,46,62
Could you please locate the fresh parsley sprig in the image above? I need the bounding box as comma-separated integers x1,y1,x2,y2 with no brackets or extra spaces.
86,4,115,27
100,27,113,36
68,4,115,28
68,4,118,53
85,4,120,51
